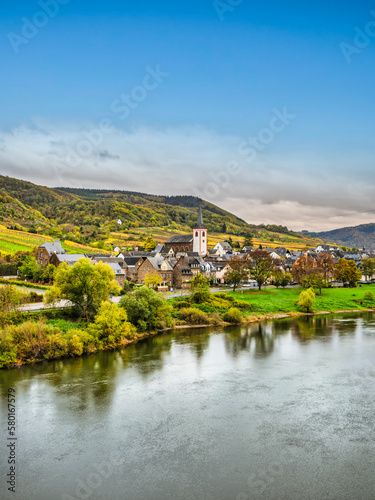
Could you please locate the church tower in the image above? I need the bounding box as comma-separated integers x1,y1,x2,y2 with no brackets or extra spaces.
193,203,207,256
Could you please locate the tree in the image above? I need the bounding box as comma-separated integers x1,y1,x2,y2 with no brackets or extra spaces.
144,271,162,289
120,286,173,332
334,258,362,287
248,250,279,290
190,273,210,302
221,223,227,234
316,253,335,282
273,270,292,288
243,232,253,248
18,256,39,280
361,258,375,281
45,259,120,320
297,288,315,313
225,256,248,291
301,269,327,294
0,285,24,320
89,301,136,347
291,255,315,283
144,236,157,251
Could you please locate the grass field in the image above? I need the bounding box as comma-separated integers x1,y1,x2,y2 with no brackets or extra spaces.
229,285,375,315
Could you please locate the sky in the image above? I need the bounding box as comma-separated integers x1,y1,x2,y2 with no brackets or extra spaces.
0,0,375,231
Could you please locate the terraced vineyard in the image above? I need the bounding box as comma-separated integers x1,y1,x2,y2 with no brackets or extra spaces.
0,225,53,253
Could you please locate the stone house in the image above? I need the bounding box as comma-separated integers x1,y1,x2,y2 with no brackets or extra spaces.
35,241,66,265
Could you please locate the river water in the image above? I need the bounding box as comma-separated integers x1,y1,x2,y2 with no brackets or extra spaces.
1,313,375,500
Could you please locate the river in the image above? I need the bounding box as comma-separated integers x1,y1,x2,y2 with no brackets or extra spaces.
1,313,375,500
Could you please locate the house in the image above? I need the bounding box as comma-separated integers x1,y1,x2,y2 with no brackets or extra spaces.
35,241,66,265
173,264,194,289
105,262,126,287
49,253,86,267
137,257,174,286
213,241,233,257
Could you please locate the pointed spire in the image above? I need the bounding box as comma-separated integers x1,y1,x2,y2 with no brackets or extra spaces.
194,202,205,228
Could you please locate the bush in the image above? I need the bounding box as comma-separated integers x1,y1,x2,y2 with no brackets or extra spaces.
223,307,242,323
178,307,209,325
0,330,17,368
190,289,211,304
209,312,223,325
173,299,191,309
120,286,173,332
363,290,375,302
214,292,235,302
297,288,315,313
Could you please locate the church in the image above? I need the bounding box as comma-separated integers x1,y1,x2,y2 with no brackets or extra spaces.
166,204,208,256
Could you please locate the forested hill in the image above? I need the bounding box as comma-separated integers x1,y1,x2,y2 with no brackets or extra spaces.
0,175,252,234
308,223,375,250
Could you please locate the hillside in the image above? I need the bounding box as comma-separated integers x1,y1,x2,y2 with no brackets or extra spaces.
0,175,323,254
308,223,375,250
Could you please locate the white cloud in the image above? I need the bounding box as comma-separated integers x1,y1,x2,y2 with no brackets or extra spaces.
0,124,374,232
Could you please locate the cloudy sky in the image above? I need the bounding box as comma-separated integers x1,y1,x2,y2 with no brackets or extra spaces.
1,0,375,231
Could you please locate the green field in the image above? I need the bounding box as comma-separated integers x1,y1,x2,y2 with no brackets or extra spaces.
228,285,375,315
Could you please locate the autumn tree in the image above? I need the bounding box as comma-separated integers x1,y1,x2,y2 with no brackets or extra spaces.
316,253,335,282
301,269,327,294
144,271,162,289
361,258,375,281
45,258,120,320
144,236,157,251
291,255,315,283
225,256,248,291
334,259,362,287
272,270,292,288
248,250,279,290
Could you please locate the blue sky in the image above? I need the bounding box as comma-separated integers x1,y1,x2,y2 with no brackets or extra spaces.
0,0,375,230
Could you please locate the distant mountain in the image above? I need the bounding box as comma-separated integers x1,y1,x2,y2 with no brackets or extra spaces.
308,223,375,250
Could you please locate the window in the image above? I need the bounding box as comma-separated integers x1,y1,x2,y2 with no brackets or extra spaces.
195,232,198,237
202,232,205,237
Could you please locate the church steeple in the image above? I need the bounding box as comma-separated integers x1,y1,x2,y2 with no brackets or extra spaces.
193,202,207,255
194,202,205,228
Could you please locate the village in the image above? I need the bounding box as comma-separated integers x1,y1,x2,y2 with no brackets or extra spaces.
33,205,375,290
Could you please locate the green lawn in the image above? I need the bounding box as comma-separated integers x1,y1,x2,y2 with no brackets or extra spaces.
229,285,375,315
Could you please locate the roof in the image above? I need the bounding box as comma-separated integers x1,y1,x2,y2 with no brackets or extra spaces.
166,234,193,244
216,241,232,249
124,257,142,266
55,254,86,263
147,257,173,271
40,241,66,255
105,262,125,275
194,203,206,228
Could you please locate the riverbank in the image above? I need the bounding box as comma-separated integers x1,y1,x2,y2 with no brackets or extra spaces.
2,285,375,369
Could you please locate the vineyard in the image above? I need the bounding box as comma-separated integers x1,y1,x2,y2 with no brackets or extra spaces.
0,225,53,253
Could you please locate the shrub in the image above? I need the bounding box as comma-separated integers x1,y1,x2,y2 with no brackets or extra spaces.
0,330,17,368
209,312,222,325
120,286,173,332
223,307,242,323
231,298,251,309
178,307,209,325
214,292,235,302
363,290,375,302
190,289,211,304
173,299,191,310
297,288,315,313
